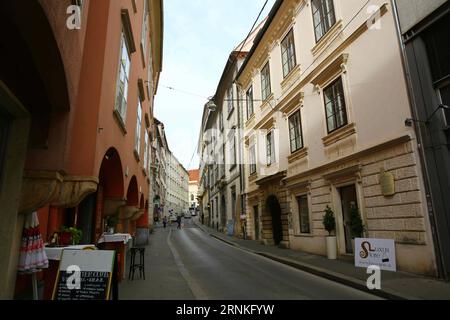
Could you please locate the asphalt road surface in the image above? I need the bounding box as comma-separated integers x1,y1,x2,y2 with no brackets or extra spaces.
149,218,381,300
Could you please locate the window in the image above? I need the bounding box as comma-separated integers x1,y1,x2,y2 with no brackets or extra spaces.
249,145,257,175
227,86,234,114
246,86,254,120
261,62,272,101
115,31,131,123
289,110,304,153
297,195,311,234
144,132,149,171
324,77,347,133
281,29,297,78
135,100,142,155
440,85,450,126
266,131,275,166
141,0,149,60
229,133,236,167
219,113,223,132
191,194,195,201
312,0,336,42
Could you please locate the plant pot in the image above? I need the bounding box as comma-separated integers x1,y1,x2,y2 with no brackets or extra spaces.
59,232,72,246
326,236,337,260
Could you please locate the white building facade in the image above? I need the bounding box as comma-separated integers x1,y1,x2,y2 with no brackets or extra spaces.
236,0,437,276
166,151,189,215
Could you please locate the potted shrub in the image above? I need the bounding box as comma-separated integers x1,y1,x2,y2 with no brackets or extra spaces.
60,227,83,246
323,206,337,260
348,204,366,253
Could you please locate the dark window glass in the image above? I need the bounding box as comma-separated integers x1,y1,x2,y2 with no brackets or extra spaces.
249,145,257,174
281,29,297,77
261,63,272,101
424,16,450,85
324,77,348,133
246,86,254,119
266,131,275,165
289,110,304,153
297,195,311,234
311,0,336,42
440,84,450,126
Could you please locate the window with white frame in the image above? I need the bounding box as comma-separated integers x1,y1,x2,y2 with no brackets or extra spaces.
135,100,142,155
229,131,236,168
115,31,131,123
266,130,275,166
324,77,348,133
289,110,304,153
281,29,297,78
312,0,336,42
297,195,311,234
227,86,234,115
261,62,272,101
246,85,254,120
249,145,257,175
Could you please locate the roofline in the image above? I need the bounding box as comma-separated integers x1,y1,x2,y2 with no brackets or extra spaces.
236,0,284,82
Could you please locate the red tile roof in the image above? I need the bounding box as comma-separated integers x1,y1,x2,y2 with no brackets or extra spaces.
188,169,199,182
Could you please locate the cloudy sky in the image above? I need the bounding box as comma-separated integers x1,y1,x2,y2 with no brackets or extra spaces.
154,0,276,170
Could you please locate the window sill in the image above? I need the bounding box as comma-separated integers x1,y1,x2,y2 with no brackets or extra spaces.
227,108,235,120
245,114,255,128
249,173,258,182
288,147,308,164
113,109,127,135
311,20,343,57
261,93,274,109
322,123,356,147
134,149,140,162
281,64,301,90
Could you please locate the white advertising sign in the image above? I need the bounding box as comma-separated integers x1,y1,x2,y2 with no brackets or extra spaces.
355,238,397,272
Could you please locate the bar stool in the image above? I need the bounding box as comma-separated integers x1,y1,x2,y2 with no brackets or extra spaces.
128,247,145,281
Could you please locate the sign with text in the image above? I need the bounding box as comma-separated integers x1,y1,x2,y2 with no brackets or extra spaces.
355,238,396,272
52,250,115,300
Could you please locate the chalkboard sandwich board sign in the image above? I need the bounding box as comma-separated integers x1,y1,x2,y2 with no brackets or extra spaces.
52,250,115,300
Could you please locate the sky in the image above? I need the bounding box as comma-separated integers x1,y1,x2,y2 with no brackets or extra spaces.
154,0,276,171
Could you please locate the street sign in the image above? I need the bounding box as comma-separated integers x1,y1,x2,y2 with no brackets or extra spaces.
355,238,396,272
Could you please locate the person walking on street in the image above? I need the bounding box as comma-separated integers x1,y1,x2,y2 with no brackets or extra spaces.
163,216,167,229
177,215,182,230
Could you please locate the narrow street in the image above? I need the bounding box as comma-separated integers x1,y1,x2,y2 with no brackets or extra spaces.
120,218,380,300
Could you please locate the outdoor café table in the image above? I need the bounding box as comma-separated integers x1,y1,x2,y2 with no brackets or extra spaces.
97,233,132,281
42,244,97,300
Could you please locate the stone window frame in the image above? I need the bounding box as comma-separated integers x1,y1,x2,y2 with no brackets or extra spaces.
311,0,337,43
261,61,272,102
281,28,298,78
323,76,348,134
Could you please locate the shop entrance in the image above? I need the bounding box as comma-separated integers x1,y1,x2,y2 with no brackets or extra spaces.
339,185,358,254
266,196,283,246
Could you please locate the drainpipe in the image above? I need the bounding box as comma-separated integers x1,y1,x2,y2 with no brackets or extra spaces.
235,78,247,240
390,0,445,279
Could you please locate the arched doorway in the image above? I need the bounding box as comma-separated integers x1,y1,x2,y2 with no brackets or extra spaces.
96,148,124,239
266,196,283,246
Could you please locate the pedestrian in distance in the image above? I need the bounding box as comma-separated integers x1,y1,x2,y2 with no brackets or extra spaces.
177,215,182,230
163,216,167,228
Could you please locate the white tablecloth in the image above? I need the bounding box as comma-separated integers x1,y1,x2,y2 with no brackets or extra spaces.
45,245,97,261
97,233,132,244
